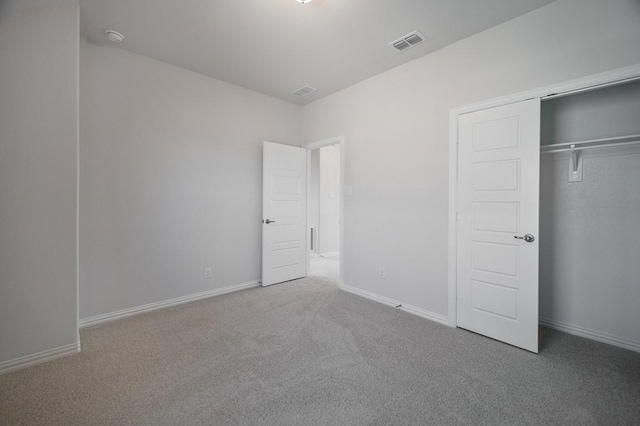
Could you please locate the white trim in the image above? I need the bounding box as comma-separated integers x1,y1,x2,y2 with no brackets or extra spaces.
304,135,346,287
447,107,459,328
319,251,340,258
0,342,81,375
454,63,640,116
305,136,342,151
79,280,260,328
540,318,640,354
401,302,449,326
75,4,81,347
448,63,640,331
340,284,449,326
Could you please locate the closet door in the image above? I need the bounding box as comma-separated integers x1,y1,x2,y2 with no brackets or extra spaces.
457,99,540,353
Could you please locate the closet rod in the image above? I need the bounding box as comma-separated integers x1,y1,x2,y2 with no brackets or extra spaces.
540,134,640,154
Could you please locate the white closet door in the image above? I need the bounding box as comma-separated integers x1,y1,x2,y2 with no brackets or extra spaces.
457,99,540,353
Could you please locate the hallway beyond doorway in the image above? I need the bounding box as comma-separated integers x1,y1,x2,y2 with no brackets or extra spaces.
309,254,339,284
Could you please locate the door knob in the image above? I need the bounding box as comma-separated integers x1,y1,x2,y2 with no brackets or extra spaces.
514,234,535,243
265,219,276,224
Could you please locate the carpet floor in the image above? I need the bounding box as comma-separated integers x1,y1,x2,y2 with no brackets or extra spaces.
1,262,639,425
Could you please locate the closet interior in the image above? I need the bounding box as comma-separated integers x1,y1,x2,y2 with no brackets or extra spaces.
539,79,640,351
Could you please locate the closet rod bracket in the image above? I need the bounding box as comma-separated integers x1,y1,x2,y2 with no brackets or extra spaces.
569,145,583,182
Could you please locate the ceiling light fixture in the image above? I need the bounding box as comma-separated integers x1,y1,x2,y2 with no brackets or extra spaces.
296,0,313,4
105,30,125,43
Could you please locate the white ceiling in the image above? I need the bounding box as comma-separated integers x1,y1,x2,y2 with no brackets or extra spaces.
79,0,556,105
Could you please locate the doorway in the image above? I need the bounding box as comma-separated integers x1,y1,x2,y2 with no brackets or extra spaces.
305,136,345,285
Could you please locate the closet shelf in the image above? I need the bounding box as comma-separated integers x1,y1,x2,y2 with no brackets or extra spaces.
540,133,640,183
540,133,640,154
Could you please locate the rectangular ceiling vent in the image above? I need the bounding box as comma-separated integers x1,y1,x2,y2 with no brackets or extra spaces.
293,86,317,97
389,31,426,52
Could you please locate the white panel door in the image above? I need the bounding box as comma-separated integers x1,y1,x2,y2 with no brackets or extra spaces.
457,99,540,353
262,141,307,287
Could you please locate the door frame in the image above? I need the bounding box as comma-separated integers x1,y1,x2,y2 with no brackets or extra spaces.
448,63,640,328
304,135,346,286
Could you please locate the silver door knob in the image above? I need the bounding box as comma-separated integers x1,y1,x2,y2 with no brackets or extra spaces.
514,234,535,243
265,219,276,224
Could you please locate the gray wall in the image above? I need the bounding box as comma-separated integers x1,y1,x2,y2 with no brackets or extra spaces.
540,80,640,345
302,0,640,318
0,6,79,363
309,150,320,253
319,145,340,255
80,40,301,320
308,145,341,256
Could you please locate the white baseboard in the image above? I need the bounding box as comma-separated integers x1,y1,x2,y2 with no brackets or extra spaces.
80,280,260,328
319,251,340,258
540,317,640,353
0,342,81,375
340,284,449,326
